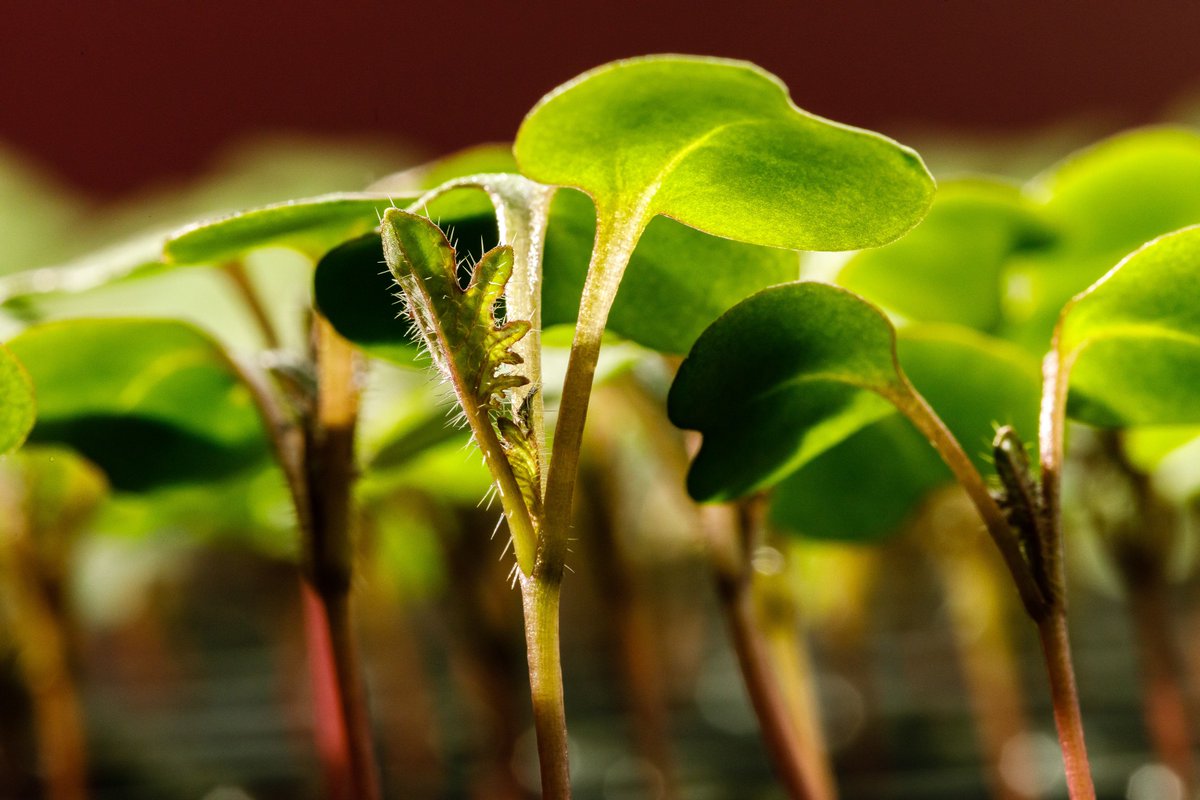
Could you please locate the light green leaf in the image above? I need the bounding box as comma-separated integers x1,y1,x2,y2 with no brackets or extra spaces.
1058,225,1200,427
165,193,404,264
667,282,904,501
839,178,1054,332
7,319,270,490
1009,127,1200,346
516,55,934,251
0,344,35,454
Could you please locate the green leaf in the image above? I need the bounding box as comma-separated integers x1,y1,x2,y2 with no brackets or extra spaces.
1009,127,1200,346
541,189,799,353
164,193,404,264
839,178,1054,332
7,319,270,491
769,325,1041,540
0,344,35,454
667,282,904,501
516,55,934,251
1058,225,1200,427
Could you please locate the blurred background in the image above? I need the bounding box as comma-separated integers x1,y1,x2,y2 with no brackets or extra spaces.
3,2,1200,799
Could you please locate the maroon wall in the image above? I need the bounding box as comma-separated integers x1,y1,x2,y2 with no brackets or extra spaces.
6,1,1199,196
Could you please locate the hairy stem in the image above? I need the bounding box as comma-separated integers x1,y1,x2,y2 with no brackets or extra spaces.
521,574,571,798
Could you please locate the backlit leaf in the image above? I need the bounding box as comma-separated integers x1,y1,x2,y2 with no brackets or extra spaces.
516,55,934,251
1058,225,1200,428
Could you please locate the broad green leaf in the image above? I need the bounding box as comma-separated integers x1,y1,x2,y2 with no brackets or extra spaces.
541,189,799,353
516,55,934,251
1058,225,1200,428
667,282,904,501
0,344,34,454
838,179,1054,332
770,325,1040,540
164,193,403,264
1009,127,1200,346
7,319,270,491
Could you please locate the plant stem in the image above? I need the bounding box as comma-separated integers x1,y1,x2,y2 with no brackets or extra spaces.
520,572,571,798
221,260,283,350
1118,550,1196,788
513,208,643,799
1036,612,1094,800
6,541,89,800
302,316,380,800
709,500,824,800
889,384,1048,618
926,493,1033,800
1033,346,1096,800
754,542,838,800
541,208,642,556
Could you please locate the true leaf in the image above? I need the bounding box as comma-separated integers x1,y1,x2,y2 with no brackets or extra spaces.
381,209,530,409
7,319,270,490
516,55,934,251
838,178,1054,332
0,344,35,454
1057,225,1200,428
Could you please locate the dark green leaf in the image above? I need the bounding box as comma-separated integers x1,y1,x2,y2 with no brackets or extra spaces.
668,282,903,501
7,319,270,490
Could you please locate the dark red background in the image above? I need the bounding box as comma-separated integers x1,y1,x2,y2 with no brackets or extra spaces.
6,1,1200,197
